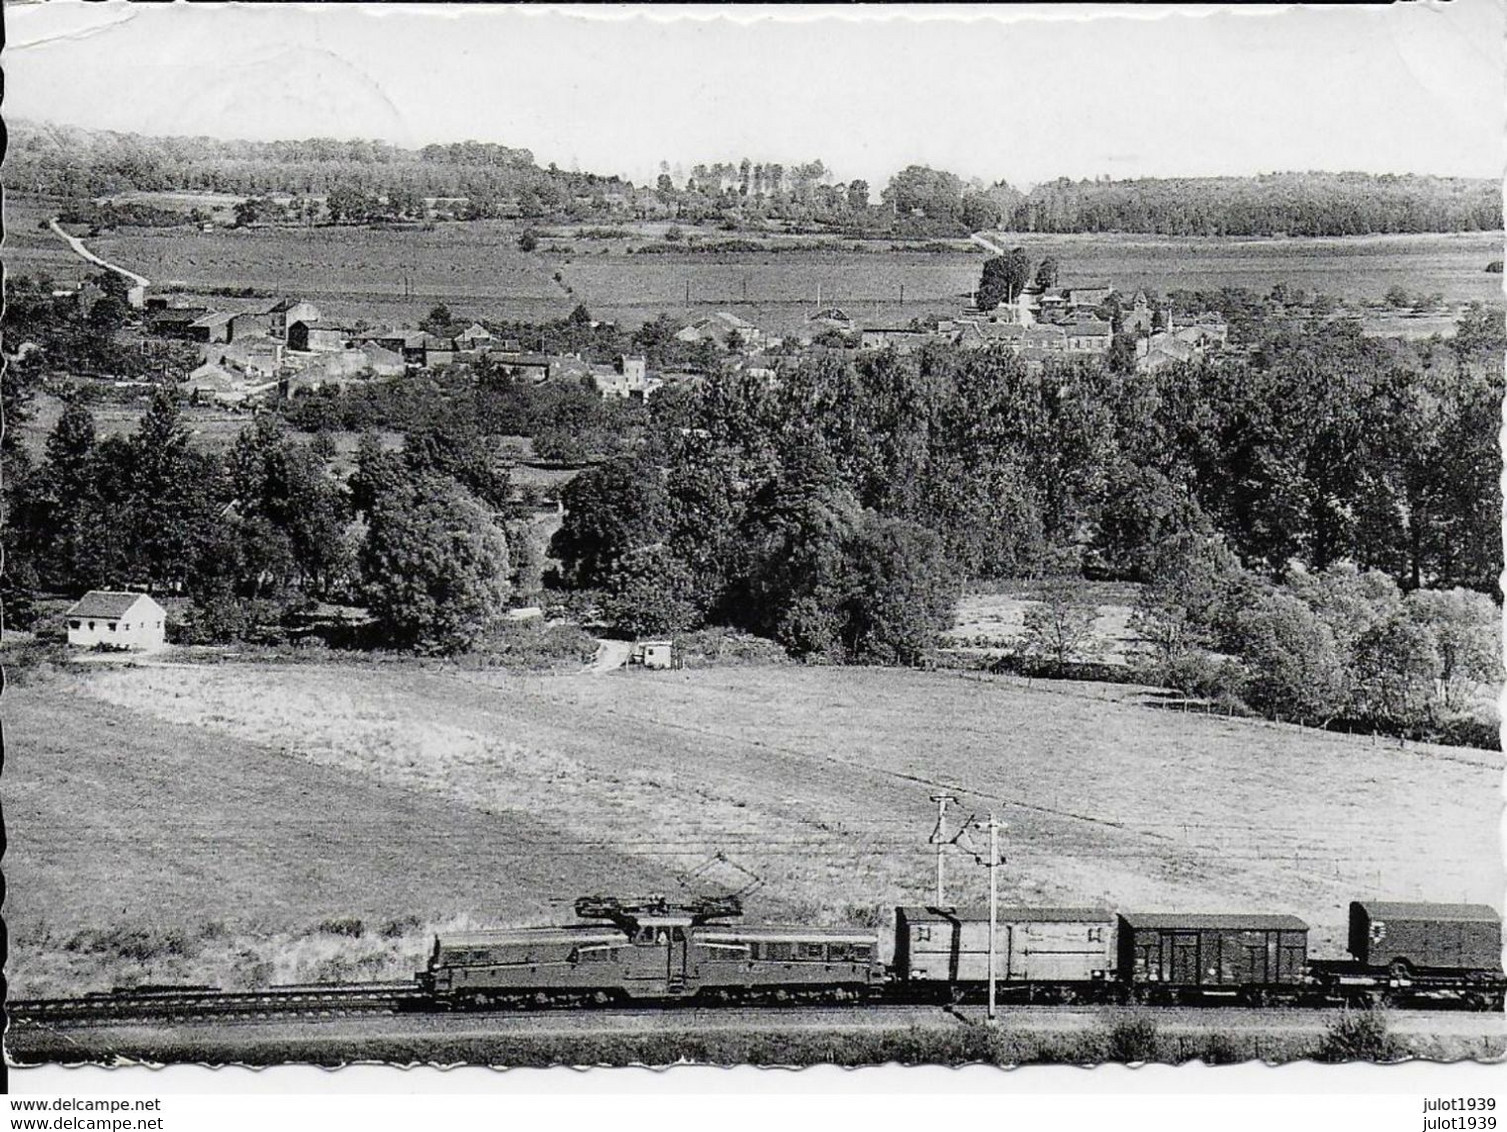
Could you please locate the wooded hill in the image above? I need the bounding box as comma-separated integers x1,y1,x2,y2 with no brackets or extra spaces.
9,119,1502,236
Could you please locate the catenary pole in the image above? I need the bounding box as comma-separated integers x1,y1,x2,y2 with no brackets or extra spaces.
987,812,1003,1023
929,793,956,907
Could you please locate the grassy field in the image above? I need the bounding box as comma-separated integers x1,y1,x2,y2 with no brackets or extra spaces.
88,218,573,327
949,582,1142,666
13,189,1496,337
7,658,1499,997
4,195,97,281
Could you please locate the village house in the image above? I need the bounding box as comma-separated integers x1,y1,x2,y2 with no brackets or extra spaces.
287,320,354,353
228,310,278,342
1171,314,1230,348
454,322,493,350
1139,333,1198,373
145,306,210,339
806,308,857,337
187,311,233,344
207,337,284,380
1063,316,1114,353
1122,291,1156,336
486,351,554,382
1064,281,1116,308
184,362,258,406
591,355,659,400
859,326,942,353
65,590,168,652
268,298,323,341
676,311,764,350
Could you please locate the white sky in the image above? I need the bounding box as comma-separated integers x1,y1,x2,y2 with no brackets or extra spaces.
6,2,1503,188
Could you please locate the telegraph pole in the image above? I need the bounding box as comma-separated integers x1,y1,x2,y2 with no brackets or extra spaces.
985,812,1004,1022
928,794,957,907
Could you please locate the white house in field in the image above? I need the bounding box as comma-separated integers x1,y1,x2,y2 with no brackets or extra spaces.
65,591,168,652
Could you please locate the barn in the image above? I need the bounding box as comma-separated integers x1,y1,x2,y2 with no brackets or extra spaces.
65,591,168,652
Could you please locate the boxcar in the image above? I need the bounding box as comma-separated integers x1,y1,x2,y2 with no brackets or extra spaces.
894,906,1117,991
1117,913,1308,998
1348,902,1503,976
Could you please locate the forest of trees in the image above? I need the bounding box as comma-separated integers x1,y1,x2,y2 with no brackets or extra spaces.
3,392,546,655
7,120,629,218
546,305,1502,741
12,119,1501,237
4,291,1500,741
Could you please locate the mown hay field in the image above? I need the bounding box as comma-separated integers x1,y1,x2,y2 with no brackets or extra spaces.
4,195,96,280
17,195,1494,337
7,659,1498,996
89,219,572,327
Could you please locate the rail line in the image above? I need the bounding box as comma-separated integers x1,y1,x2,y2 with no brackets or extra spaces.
9,982,427,1026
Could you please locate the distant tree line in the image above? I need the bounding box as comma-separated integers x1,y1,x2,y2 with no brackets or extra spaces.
9,120,629,219
16,120,1498,236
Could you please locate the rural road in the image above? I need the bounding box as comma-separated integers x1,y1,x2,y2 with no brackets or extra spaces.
8,1004,1499,1064
49,217,152,289
970,231,1007,256
583,638,632,674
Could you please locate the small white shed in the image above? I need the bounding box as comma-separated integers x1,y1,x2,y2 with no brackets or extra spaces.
66,591,168,652
631,639,680,670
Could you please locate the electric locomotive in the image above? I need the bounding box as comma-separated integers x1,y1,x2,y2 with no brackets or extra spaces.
421,894,883,1008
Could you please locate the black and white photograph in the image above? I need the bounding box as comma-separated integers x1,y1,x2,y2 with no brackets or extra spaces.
2,0,1504,1107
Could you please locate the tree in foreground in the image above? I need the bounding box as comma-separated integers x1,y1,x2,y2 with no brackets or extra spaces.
359,476,511,654
839,514,957,666
976,249,1032,312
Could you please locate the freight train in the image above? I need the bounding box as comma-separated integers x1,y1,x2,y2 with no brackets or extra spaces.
417,894,1506,1011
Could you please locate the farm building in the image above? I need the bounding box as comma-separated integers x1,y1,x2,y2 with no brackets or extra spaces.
808,308,856,334
268,299,323,341
676,311,764,350
455,323,493,349
288,321,354,353
228,311,278,342
1139,333,1197,373
1171,315,1230,348
210,338,284,379
1063,316,1113,353
184,363,254,405
630,640,681,670
592,355,658,400
1065,281,1115,308
187,311,233,344
1122,291,1156,336
65,591,168,652
146,306,210,339
859,327,942,353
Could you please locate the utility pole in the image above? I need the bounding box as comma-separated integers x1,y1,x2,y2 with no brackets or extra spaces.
982,812,1005,1022
928,794,957,907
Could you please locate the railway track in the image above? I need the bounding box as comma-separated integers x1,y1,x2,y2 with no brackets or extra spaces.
9,982,429,1026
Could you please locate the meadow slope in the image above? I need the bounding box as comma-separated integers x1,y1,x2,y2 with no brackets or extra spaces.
7,659,1497,998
